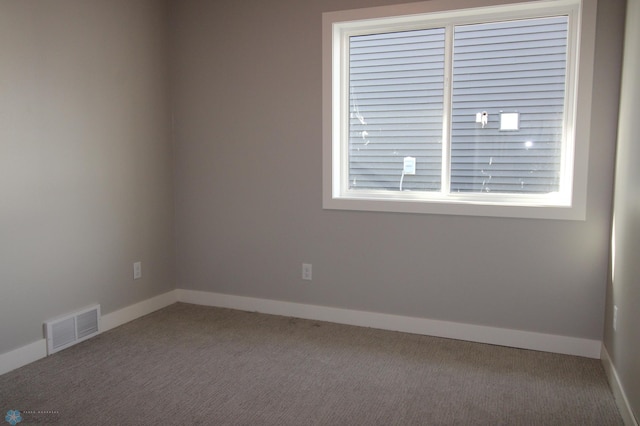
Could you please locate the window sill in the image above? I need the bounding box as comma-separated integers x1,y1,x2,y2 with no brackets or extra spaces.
323,193,585,220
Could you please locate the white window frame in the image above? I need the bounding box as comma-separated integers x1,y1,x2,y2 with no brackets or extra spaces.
322,0,597,220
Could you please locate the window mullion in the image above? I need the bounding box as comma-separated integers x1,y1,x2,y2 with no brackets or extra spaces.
441,24,454,196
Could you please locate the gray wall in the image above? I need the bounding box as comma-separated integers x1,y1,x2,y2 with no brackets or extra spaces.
605,0,640,420
0,0,175,355
170,0,624,340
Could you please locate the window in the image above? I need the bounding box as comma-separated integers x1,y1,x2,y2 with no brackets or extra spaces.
322,0,596,219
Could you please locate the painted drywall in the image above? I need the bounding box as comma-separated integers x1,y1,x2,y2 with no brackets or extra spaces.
0,0,174,355
170,0,624,341
605,0,640,420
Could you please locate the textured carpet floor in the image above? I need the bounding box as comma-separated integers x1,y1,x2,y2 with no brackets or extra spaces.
0,303,624,425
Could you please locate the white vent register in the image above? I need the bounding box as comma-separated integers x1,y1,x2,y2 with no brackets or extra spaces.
44,305,101,355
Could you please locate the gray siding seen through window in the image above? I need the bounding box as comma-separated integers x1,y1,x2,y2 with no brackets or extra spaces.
347,16,569,194
451,16,568,194
349,28,445,192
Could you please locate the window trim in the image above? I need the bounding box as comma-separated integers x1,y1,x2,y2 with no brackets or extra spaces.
322,0,597,220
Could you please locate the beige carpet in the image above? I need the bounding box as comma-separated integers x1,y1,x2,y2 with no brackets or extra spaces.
0,303,624,425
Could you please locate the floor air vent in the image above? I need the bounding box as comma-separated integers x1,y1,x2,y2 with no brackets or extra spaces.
45,305,101,355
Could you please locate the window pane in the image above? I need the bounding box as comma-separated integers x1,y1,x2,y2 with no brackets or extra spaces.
450,17,568,194
349,29,444,192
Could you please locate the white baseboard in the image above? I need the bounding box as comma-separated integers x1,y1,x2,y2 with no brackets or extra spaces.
101,290,178,332
0,289,603,377
601,344,639,426
0,339,47,376
176,289,602,359
0,290,178,376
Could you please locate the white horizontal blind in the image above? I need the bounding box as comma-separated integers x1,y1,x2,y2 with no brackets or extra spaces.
450,16,569,194
348,29,445,191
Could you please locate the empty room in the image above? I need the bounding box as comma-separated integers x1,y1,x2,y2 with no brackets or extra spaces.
1,0,638,424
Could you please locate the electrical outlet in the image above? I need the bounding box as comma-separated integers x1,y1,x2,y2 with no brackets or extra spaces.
133,261,142,280
613,305,618,331
302,263,312,281
403,156,416,175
